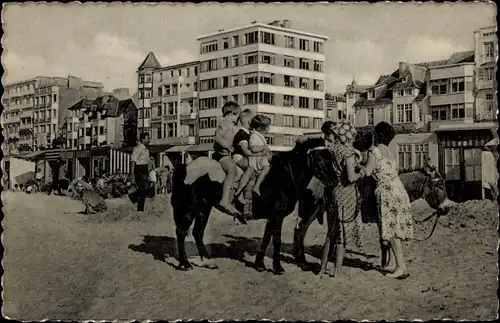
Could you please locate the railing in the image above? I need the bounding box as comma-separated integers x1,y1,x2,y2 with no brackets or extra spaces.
480,54,495,65
476,79,494,90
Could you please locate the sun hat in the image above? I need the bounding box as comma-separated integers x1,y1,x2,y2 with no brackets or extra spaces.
332,120,357,145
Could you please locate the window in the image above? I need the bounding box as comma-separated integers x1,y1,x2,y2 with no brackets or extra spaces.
313,60,323,72
313,41,323,53
244,72,258,85
431,80,448,95
145,89,152,99
232,75,239,87
396,104,413,123
314,98,323,110
259,31,275,45
99,126,105,135
261,52,275,65
200,97,218,110
390,105,394,124
165,85,171,95
259,72,274,85
170,71,174,77
265,136,275,145
283,95,294,107
300,78,310,89
139,90,144,99
222,96,229,104
53,94,57,103
167,102,177,115
177,69,182,77
232,94,238,104
245,31,258,44
200,136,214,144
188,100,194,113
194,82,198,91
259,92,275,105
313,118,322,129
450,78,465,93
201,59,217,72
167,123,178,137
284,135,296,146
232,35,239,47
398,144,413,170
186,69,190,77
299,116,309,128
245,52,258,65
444,148,460,180
284,56,295,68
284,75,294,87
414,144,429,169
326,109,333,119
367,107,374,125
284,115,294,127
232,55,239,67
313,80,323,91
139,75,144,84
201,41,218,54
244,92,258,105
299,97,309,109
200,78,218,91
157,126,162,139
157,87,162,97
405,88,413,96
486,93,494,101
158,104,163,116
451,104,465,119
299,58,310,70
222,57,229,68
484,41,495,57
285,36,295,48
484,67,494,81
194,66,198,75
431,105,448,121
222,76,229,88
223,37,229,49
299,39,309,51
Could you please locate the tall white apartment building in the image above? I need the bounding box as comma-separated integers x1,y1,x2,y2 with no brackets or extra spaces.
474,26,497,121
196,20,328,150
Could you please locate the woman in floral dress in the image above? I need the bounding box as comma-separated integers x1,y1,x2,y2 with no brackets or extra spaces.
318,120,365,278
362,121,413,280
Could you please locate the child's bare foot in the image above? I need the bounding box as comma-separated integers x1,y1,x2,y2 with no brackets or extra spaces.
333,267,344,277
237,193,248,205
252,187,261,196
381,263,397,273
218,202,240,216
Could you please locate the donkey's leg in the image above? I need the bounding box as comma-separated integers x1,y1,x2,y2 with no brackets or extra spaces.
272,216,286,275
175,211,196,271
193,206,218,269
294,201,324,266
255,218,274,272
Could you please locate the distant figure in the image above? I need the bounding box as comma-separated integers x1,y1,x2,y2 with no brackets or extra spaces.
48,158,65,195
148,157,157,199
36,167,44,188
128,132,151,212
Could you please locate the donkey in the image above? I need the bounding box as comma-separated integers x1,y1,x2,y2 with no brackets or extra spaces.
170,137,326,274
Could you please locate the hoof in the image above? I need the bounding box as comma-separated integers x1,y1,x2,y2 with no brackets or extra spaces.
272,265,285,275
178,262,193,271
254,260,266,272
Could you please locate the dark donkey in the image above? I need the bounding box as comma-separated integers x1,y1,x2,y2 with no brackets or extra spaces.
170,137,326,274
292,147,454,270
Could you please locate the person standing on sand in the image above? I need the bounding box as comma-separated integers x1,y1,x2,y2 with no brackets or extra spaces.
129,132,151,213
361,121,414,280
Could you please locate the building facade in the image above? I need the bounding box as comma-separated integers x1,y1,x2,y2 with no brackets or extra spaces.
196,20,328,150
474,26,497,122
2,76,103,154
325,93,347,122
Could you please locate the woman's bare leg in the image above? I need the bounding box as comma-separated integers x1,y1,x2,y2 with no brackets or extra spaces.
386,238,409,278
334,244,345,277
382,243,397,272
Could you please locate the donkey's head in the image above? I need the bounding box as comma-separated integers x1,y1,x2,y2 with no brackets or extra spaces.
420,165,450,214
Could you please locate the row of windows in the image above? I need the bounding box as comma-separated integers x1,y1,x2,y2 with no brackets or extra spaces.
153,124,196,140
5,83,35,94
431,104,466,120
397,144,429,170
199,94,323,110
3,94,57,107
199,73,324,91
151,100,196,117
200,52,324,72
201,31,324,54
430,78,466,95
198,115,322,129
140,67,200,84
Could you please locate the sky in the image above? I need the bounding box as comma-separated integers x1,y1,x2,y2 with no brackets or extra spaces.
2,2,496,94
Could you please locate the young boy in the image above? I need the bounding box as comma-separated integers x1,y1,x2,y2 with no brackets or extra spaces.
233,109,256,203
213,101,241,216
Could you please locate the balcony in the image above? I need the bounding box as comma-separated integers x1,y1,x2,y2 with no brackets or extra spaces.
20,122,32,129
180,90,198,99
180,112,198,121
151,96,162,103
480,54,495,65
476,79,495,90
153,136,196,146
429,118,474,132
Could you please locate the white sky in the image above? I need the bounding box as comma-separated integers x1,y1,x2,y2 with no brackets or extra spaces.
2,2,496,93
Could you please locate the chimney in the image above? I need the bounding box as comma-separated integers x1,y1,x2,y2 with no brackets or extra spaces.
283,19,291,28
251,20,257,24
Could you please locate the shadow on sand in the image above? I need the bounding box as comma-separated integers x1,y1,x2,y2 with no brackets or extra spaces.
128,234,379,274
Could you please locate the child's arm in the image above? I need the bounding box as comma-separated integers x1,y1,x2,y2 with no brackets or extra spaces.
249,134,267,153
238,141,254,157
214,122,234,152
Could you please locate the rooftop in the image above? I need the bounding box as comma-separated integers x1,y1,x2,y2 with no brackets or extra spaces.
138,51,162,70
197,21,329,41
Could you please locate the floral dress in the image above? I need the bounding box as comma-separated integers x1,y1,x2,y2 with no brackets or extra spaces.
326,142,364,248
369,146,414,242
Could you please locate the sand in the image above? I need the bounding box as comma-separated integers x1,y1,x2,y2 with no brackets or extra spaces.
2,191,498,320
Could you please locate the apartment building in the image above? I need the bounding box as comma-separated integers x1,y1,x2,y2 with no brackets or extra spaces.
325,93,347,122
474,26,497,121
66,94,138,150
196,20,328,150
2,76,103,154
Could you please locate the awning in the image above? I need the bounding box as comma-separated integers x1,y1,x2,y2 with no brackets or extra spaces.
434,122,496,132
165,143,214,153
485,137,498,147
20,150,45,161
